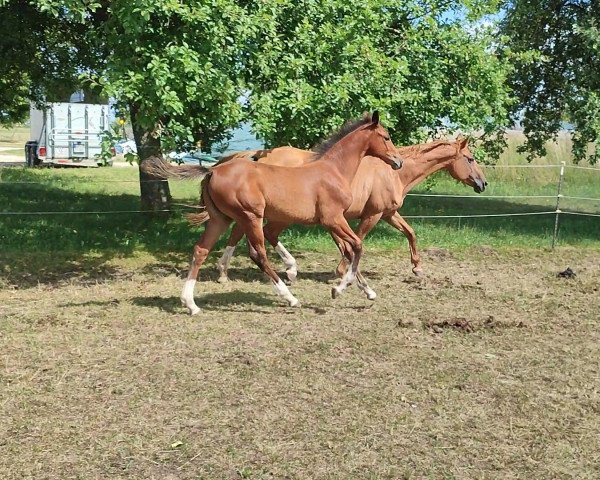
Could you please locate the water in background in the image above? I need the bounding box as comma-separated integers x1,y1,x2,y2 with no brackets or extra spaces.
211,122,264,156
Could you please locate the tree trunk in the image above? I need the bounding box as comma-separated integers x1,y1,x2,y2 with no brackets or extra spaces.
130,104,172,212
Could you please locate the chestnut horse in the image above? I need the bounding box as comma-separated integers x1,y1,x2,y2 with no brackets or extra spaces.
213,137,487,289
145,112,403,314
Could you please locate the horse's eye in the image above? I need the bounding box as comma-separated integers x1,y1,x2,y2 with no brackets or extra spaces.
383,135,390,141
467,157,474,163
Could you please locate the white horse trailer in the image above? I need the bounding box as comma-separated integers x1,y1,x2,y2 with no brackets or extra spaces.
24,102,111,167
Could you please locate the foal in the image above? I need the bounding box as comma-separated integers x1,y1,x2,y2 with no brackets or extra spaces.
147,112,403,314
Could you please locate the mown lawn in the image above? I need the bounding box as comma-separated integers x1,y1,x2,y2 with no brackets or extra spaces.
1,248,599,479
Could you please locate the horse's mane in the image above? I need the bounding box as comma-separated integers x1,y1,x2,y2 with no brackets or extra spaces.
312,115,372,160
398,139,455,157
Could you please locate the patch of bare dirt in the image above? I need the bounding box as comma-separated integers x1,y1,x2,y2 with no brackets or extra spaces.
422,246,453,259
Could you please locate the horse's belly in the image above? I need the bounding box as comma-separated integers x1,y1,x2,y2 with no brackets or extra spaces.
263,203,319,224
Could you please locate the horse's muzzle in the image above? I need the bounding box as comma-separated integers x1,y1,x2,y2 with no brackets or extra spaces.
473,178,487,193
390,155,403,170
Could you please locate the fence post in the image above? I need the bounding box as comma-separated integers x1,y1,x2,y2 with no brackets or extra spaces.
551,161,566,249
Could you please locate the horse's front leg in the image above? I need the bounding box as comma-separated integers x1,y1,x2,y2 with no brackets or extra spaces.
384,212,422,276
327,217,367,299
263,221,297,282
243,217,299,307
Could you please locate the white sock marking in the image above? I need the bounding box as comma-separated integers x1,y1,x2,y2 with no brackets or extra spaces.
272,279,299,307
181,278,200,314
217,246,236,278
275,242,298,280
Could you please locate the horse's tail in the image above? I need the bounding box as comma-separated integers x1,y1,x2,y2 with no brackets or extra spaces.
183,172,230,226
184,211,210,226
141,157,209,180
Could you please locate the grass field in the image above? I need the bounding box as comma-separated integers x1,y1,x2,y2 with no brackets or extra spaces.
0,125,29,147
1,249,599,479
1,155,599,256
1,130,600,479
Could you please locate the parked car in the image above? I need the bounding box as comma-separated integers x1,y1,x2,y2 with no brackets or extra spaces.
113,139,137,155
167,149,219,167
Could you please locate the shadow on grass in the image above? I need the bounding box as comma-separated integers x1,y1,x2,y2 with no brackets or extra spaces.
1,167,599,288
131,291,277,313
131,292,376,315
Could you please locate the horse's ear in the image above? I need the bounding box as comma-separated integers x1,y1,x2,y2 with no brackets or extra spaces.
371,110,380,125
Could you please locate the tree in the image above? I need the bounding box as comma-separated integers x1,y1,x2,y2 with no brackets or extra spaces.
0,0,91,124
501,0,599,163
1,0,250,210
243,0,514,160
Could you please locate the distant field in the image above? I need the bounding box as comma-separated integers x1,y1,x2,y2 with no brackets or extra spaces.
0,125,29,146
0,148,24,156
0,123,598,254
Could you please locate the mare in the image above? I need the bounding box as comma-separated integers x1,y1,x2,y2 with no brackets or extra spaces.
213,137,487,289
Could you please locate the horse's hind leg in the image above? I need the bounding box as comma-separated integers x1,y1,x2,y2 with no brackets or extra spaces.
217,223,245,283
334,213,381,300
327,218,364,299
242,217,299,307
264,221,296,282
182,216,232,315
384,212,422,276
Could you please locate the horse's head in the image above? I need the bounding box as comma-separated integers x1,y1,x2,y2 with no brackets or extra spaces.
364,111,403,170
447,136,487,193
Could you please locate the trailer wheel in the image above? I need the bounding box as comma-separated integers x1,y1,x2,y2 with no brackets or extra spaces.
25,142,41,167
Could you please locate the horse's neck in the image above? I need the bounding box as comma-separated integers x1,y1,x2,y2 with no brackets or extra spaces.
319,129,369,183
399,144,456,193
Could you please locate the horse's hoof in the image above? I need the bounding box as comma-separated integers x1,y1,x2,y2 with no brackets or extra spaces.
189,306,201,315
366,290,377,301
288,297,300,308
331,287,340,299
286,269,297,283
412,268,423,277
217,276,229,284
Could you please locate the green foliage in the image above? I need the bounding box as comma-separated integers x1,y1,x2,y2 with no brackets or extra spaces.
97,122,121,166
92,0,250,152
2,0,249,153
0,0,92,124
243,0,514,154
501,0,600,164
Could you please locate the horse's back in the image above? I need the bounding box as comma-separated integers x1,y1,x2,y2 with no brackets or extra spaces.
258,146,313,167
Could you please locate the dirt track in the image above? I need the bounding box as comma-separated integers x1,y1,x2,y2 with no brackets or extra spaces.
1,247,599,479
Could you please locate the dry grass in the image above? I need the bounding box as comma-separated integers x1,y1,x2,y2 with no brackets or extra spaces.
0,126,29,146
1,247,599,479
